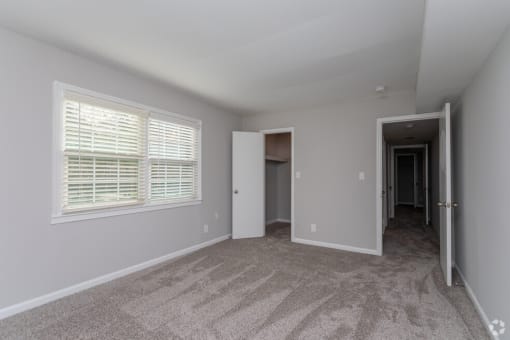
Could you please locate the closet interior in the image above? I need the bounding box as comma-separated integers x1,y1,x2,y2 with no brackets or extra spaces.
265,133,291,237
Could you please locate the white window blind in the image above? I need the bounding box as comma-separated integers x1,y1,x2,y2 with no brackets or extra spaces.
62,92,147,212
148,116,200,203
55,83,202,221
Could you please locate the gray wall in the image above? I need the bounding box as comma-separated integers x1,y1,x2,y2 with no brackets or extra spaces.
0,28,241,309
453,27,510,330
276,162,291,221
265,162,278,222
265,161,291,223
243,92,416,250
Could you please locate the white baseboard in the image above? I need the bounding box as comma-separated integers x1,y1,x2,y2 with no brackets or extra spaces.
0,234,231,320
293,237,378,256
455,264,495,339
265,218,291,225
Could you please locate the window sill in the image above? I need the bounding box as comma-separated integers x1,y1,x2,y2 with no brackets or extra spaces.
51,200,202,225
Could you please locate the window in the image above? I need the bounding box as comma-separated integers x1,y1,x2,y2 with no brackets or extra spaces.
62,92,147,212
148,116,200,202
53,82,201,223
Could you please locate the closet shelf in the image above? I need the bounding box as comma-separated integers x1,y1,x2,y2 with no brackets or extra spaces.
265,155,289,163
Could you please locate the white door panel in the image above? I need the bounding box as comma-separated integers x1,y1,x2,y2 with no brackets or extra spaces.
232,132,265,239
439,103,453,286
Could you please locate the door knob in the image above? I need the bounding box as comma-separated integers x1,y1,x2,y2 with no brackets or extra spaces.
452,202,459,208
234,190,238,194
437,201,446,207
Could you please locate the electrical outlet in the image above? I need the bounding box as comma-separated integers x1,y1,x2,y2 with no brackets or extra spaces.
203,224,209,233
311,224,317,232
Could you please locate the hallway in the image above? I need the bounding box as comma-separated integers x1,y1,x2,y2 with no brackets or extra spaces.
388,205,426,230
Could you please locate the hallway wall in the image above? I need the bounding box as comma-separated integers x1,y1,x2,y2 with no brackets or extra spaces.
453,27,510,331
396,155,415,204
393,148,425,208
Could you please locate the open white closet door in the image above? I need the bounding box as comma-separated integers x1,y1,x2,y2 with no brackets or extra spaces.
232,132,265,239
438,103,453,286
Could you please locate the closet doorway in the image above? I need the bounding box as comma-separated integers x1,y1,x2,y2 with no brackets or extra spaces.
231,128,294,241
263,128,295,241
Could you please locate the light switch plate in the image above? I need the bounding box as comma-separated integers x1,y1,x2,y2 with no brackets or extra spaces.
359,172,365,181
296,171,301,179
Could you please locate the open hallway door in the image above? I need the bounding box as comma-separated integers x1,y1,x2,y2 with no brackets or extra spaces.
438,103,453,286
232,132,265,239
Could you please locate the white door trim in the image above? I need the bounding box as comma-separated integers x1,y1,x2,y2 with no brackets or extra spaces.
391,143,427,149
376,112,441,255
261,127,295,242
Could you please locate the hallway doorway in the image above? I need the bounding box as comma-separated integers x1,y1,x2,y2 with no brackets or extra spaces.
377,105,454,286
391,144,430,230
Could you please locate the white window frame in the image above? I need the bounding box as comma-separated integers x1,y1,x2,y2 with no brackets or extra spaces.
51,81,202,224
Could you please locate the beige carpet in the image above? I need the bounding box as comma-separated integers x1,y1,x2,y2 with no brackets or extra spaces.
0,223,488,339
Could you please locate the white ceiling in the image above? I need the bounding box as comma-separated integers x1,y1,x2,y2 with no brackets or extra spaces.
416,0,510,113
383,119,438,145
0,0,425,115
